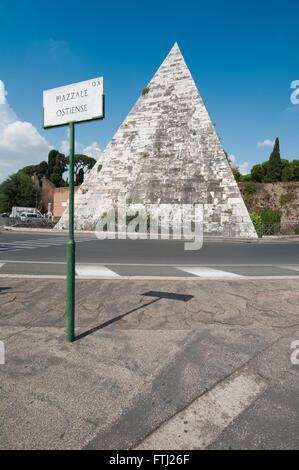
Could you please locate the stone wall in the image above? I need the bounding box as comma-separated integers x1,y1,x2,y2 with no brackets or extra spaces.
239,181,299,232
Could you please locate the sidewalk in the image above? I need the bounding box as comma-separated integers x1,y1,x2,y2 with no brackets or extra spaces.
0,277,298,449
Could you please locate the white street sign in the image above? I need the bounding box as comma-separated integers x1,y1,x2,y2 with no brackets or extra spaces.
43,77,104,128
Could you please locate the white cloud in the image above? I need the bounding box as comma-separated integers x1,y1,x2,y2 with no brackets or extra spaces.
239,162,249,175
257,139,274,147
83,141,102,160
60,140,69,155
60,139,102,161
0,80,51,182
229,154,236,164
228,151,250,175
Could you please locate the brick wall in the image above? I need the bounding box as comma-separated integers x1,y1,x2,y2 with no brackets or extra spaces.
53,186,80,217
41,178,55,214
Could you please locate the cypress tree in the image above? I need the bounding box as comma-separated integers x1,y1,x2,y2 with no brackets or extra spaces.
265,138,282,182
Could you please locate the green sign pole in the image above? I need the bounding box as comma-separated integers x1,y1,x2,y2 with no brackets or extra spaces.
66,121,75,342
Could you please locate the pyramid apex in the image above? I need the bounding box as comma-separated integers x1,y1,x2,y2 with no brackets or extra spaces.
170,42,180,52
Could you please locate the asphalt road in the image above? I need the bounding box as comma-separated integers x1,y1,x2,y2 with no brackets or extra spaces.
0,230,299,278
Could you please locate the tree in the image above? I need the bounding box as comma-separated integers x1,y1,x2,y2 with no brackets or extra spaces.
261,161,269,182
290,160,299,181
264,137,282,182
251,164,264,182
65,154,96,185
281,159,293,182
239,174,252,182
231,166,241,181
18,161,49,183
0,172,41,212
47,149,67,187
76,168,84,185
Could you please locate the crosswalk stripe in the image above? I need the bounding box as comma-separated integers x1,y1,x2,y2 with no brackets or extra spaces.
0,245,37,249
177,266,243,278
0,237,94,252
135,370,267,450
75,265,120,277
277,265,299,272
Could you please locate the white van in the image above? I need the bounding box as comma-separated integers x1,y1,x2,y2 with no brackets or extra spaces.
20,213,44,221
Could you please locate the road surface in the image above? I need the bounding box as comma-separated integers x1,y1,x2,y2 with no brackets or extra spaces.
0,230,299,278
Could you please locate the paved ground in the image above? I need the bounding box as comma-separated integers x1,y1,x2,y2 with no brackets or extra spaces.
0,277,298,449
1,231,299,278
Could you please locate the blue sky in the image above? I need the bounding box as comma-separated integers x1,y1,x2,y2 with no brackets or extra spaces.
0,0,298,181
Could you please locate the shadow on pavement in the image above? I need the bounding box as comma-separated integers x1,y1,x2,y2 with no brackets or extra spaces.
76,290,193,341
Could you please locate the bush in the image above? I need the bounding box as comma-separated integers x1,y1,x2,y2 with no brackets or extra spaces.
244,182,257,195
294,224,299,235
250,211,262,237
258,207,281,235
259,207,281,225
142,87,150,96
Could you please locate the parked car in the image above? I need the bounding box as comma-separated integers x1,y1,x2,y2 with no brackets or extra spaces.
20,213,44,222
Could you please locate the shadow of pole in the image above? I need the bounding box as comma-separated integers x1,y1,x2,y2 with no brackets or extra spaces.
75,298,161,341
75,290,194,341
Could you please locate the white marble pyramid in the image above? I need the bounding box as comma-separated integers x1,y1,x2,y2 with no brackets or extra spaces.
57,43,257,238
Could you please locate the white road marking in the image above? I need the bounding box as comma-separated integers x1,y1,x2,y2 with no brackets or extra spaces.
135,369,268,450
0,263,5,269
278,265,299,272
177,266,243,278
75,265,120,278
0,237,93,252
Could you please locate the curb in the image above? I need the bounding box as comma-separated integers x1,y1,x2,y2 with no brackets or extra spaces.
2,226,299,242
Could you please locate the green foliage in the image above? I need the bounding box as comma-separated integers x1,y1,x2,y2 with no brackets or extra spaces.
259,207,281,224
17,161,49,184
224,151,241,181
0,172,41,212
231,167,241,181
251,164,264,182
65,154,96,185
290,160,299,180
279,193,292,205
242,182,257,206
142,152,149,157
141,87,150,95
250,211,262,225
250,207,281,237
244,182,257,195
239,174,252,182
48,149,67,187
250,211,262,237
281,162,293,181
76,168,84,185
97,164,103,172
264,138,282,182
294,224,299,235
256,207,281,235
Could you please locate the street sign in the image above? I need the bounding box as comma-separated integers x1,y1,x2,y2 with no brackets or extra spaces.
43,77,104,342
43,77,104,128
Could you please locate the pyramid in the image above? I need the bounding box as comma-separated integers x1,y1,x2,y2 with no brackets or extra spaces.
57,43,257,238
